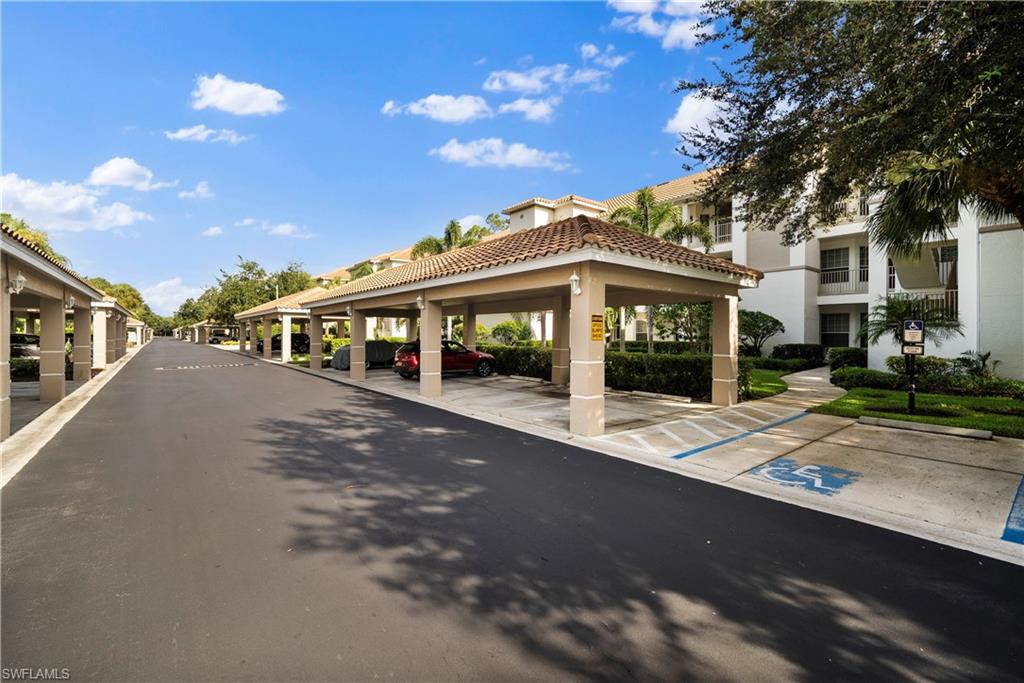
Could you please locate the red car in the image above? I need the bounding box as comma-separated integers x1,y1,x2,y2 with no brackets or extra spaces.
394,340,496,379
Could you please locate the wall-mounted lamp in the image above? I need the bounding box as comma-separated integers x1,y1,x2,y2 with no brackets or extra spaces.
569,271,582,296
66,295,76,309
416,295,425,310
346,304,353,316
8,271,26,295
106,310,113,319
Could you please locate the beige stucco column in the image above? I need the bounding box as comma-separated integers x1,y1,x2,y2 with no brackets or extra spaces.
92,309,108,369
551,295,570,386
280,314,292,362
0,263,11,440
711,295,739,406
298,320,308,334
105,314,116,364
39,297,65,401
419,297,442,398
405,315,418,342
72,307,91,381
349,310,366,380
569,264,605,436
198,325,208,345
116,317,126,358
237,323,247,354
26,314,38,334
462,304,476,351
249,321,258,355
309,313,323,370
262,317,273,360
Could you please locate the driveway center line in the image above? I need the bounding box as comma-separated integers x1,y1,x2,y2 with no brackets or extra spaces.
672,413,808,460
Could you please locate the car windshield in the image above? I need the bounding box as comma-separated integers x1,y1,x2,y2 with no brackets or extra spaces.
397,343,418,353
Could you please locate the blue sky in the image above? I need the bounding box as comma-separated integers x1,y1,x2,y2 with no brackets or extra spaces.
3,1,726,314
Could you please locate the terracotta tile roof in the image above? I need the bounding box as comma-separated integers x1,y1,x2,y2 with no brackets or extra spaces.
127,316,146,326
304,215,761,304
601,169,719,215
1,221,100,294
503,194,607,214
316,266,352,282
235,286,327,319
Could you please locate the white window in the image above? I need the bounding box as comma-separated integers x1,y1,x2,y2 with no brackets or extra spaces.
821,313,850,347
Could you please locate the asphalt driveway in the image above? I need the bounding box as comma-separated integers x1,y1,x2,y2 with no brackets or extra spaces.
2,339,1022,681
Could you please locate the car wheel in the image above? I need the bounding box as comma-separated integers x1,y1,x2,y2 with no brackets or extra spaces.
366,360,372,370
399,371,415,379
476,360,494,377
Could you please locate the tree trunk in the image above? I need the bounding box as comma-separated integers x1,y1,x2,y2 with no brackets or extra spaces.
647,306,654,354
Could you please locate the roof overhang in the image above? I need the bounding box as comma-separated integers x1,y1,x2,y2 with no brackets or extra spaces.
91,299,132,317
306,245,759,310
2,233,104,302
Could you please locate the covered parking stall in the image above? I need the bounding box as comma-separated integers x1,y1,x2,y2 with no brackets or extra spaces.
2,224,104,441
302,216,761,436
234,286,348,362
90,294,132,370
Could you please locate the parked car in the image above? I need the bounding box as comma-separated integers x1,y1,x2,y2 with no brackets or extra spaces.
208,333,234,344
10,334,40,358
331,339,399,371
393,340,496,379
256,333,310,354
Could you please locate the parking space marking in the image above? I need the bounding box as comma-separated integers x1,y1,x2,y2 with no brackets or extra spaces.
748,457,861,496
1001,476,1024,545
684,419,722,440
671,413,808,460
706,415,744,431
743,404,787,420
657,425,689,448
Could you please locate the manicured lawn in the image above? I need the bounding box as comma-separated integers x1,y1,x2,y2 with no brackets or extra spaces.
809,388,1024,438
748,368,788,400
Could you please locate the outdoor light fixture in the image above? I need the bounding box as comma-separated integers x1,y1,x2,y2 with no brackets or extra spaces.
346,304,353,316
66,295,76,309
8,271,26,295
106,310,113,319
569,271,581,296
416,295,425,310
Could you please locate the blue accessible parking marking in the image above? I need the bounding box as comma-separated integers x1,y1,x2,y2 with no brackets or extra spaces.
1001,476,1024,545
749,457,861,496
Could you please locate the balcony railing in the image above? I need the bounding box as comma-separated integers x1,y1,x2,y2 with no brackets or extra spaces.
921,290,959,318
714,219,732,244
830,197,871,222
819,268,869,295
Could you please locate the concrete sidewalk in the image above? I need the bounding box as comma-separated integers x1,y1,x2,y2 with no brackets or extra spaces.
222,345,1024,564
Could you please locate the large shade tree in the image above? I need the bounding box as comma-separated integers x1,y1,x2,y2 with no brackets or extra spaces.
2,213,70,265
677,0,1023,257
610,187,714,352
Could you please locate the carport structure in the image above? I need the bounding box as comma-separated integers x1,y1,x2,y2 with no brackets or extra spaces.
234,286,347,361
303,215,762,436
2,223,105,441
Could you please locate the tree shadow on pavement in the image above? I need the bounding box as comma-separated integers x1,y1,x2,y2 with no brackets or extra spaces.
251,394,1023,681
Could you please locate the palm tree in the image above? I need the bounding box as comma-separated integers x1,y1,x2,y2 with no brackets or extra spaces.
864,293,964,347
868,149,1018,259
411,219,492,259
610,188,715,352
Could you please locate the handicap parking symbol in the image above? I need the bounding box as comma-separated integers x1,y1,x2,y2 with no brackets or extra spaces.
749,458,861,496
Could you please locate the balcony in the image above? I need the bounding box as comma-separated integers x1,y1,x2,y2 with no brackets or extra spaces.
714,219,732,244
830,197,871,222
819,268,869,295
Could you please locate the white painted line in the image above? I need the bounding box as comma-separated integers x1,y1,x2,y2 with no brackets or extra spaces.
685,419,721,439
629,434,658,454
727,410,767,425
657,425,689,447
705,415,742,432
743,404,787,419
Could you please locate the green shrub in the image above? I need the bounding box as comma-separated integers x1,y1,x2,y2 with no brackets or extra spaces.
830,367,904,390
885,355,957,379
745,357,809,372
771,343,827,366
477,344,550,379
828,347,868,370
10,358,39,381
490,320,533,345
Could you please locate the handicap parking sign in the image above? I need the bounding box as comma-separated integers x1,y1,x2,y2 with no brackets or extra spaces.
749,458,861,496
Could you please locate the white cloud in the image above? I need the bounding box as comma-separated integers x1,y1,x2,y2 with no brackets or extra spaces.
179,181,214,200
608,1,705,51
580,43,629,70
483,64,570,94
201,225,223,237
87,157,175,191
234,217,258,227
142,276,204,315
382,94,493,124
607,0,660,13
664,92,721,136
266,222,310,238
429,138,572,171
458,214,485,229
1,173,152,231
191,73,286,116
566,68,612,92
497,97,561,123
164,124,250,144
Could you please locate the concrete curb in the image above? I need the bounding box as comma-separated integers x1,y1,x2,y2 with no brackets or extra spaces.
858,415,993,440
2,345,143,488
226,346,1024,566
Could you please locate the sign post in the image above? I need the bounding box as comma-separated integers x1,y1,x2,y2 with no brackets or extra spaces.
902,320,925,414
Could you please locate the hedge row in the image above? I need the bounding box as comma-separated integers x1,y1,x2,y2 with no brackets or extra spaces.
10,357,73,382
771,343,828,367
828,347,868,370
476,344,753,400
830,366,1024,399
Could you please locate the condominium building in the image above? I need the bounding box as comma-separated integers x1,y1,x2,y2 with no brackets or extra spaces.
502,171,1024,379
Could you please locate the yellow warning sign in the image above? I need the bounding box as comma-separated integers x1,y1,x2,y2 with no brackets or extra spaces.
591,315,604,342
